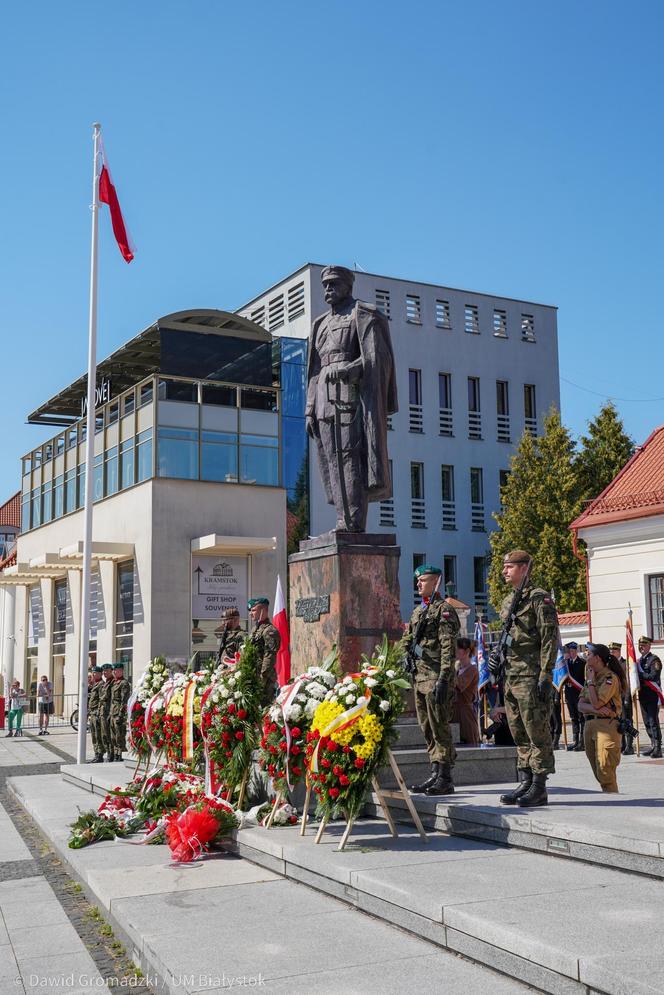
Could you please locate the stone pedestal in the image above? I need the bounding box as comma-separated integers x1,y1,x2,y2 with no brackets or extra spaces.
288,531,402,675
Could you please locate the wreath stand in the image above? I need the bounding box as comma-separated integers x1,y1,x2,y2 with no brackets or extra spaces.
313,749,428,852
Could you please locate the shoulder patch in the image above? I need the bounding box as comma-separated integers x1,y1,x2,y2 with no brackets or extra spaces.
606,677,613,684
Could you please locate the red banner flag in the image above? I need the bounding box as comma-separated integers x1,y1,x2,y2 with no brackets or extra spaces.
99,159,134,263
272,575,291,687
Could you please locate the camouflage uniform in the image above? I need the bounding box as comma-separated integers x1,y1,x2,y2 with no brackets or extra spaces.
87,679,102,760
406,594,461,765
98,675,114,760
501,586,559,774
110,674,132,759
217,627,246,665
248,620,281,706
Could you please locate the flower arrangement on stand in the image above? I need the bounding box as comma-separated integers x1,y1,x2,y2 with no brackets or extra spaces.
128,656,170,764
163,670,211,768
144,677,176,759
306,637,410,825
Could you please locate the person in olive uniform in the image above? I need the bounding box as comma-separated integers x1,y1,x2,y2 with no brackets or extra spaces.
247,597,280,706
98,664,115,762
87,665,104,763
637,635,662,758
216,607,246,665
406,564,461,796
564,642,586,751
498,551,559,808
110,662,132,762
578,643,625,792
609,642,634,755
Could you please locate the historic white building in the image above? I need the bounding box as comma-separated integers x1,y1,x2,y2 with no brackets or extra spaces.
240,264,560,617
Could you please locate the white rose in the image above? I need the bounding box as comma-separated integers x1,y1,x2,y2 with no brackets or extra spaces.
379,700,390,712
212,692,220,704
308,682,326,699
234,690,242,700
296,694,307,703
356,696,368,707
364,677,378,688
344,694,356,705
322,672,337,686
220,688,229,699
386,670,395,678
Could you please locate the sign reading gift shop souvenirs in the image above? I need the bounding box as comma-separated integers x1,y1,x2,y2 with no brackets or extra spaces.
191,555,248,648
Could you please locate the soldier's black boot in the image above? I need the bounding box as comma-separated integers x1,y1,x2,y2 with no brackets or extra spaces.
517,772,548,808
566,725,579,751
89,754,103,763
641,727,655,756
410,763,439,793
500,769,532,805
650,734,662,759
425,763,454,795
622,735,635,756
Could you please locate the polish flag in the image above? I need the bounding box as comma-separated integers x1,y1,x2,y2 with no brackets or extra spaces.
99,147,134,263
272,575,291,687
626,614,640,694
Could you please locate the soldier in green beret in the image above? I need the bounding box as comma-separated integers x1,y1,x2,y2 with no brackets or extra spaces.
110,663,132,762
247,597,281,706
87,665,104,764
98,664,115,762
498,550,559,808
406,564,460,795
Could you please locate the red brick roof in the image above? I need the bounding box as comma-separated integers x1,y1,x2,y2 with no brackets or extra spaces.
0,492,20,530
571,426,664,529
0,548,16,571
558,611,589,626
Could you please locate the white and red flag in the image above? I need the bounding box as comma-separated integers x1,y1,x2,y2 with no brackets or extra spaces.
272,575,291,687
99,142,134,262
626,612,640,695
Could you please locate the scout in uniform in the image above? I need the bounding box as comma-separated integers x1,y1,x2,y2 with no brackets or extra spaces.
609,642,634,755
98,664,115,762
87,665,104,763
110,662,132,762
498,551,559,808
637,636,662,758
247,597,280,706
406,564,460,795
217,607,246,665
578,642,624,792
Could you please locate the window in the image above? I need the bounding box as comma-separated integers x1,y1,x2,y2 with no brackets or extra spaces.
268,294,285,331
21,492,30,531
413,553,426,605
122,391,135,417
287,282,305,321
496,380,510,442
435,300,451,329
202,384,236,407
139,381,153,408
443,555,457,593
136,429,153,482
77,465,86,508
241,388,277,412
42,481,53,524
157,427,199,480
54,475,64,519
52,579,67,657
108,401,119,425
201,430,238,483
240,434,278,485
441,465,455,530
406,294,421,323
115,561,134,674
473,556,488,610
438,373,453,436
470,467,485,531
93,454,103,502
95,413,104,435
56,436,65,457
493,309,507,337
65,468,77,513
105,446,119,496
31,488,41,529
410,462,425,528
648,575,664,641
468,377,482,439
464,304,480,334
158,378,198,403
379,460,395,527
22,456,31,476
521,314,535,341
67,429,77,451
43,442,53,463
120,439,134,489
375,289,391,318
409,369,423,432
524,384,537,436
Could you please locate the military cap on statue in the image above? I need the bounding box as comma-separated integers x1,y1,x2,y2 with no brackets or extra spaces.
101,663,114,671
609,642,622,651
247,597,269,609
320,265,355,287
413,564,442,578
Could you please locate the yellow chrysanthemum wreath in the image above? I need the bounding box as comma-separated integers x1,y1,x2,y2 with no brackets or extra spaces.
311,700,383,759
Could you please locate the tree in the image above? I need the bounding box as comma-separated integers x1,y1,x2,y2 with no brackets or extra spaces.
574,401,635,504
488,408,586,614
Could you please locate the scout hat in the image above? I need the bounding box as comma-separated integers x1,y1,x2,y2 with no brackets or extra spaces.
414,564,441,578
247,597,269,609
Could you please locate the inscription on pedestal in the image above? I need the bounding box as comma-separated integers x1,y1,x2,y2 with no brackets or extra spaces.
295,595,331,623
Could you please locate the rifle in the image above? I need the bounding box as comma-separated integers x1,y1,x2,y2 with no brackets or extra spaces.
488,560,532,685
404,573,443,677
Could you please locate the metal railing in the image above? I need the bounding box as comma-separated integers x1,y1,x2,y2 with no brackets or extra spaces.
14,693,79,730
408,404,423,433
439,408,453,436
497,413,511,442
468,411,482,439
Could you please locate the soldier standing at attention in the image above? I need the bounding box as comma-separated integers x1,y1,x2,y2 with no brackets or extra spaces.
609,642,634,755
217,607,246,665
406,564,460,796
247,598,280,706
637,635,662,758
110,662,132,762
565,642,586,751
98,664,115,762
499,551,559,808
87,666,104,763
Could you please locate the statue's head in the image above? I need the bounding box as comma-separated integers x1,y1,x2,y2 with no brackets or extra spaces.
321,265,354,307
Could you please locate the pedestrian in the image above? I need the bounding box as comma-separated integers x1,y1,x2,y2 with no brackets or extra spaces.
609,642,635,755
6,680,26,737
405,564,460,795
37,675,53,735
98,663,115,761
498,550,559,808
217,607,246,666
564,643,586,751
451,637,479,746
110,663,132,762
87,665,104,763
578,643,624,792
637,636,662,758
247,598,280,706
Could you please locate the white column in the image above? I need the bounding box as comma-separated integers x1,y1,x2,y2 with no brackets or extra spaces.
1,586,17,689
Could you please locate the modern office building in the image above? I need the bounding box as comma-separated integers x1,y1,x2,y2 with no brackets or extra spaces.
0,310,291,698
239,264,560,617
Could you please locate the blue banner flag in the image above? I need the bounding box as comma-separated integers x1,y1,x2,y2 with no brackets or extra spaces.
474,621,491,692
552,644,569,692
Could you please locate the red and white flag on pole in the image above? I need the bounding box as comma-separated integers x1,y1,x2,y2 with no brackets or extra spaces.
626,611,640,694
99,141,134,263
272,575,291,687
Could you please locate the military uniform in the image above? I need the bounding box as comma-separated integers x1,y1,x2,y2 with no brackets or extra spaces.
110,665,132,761
564,651,587,751
610,645,634,755
248,617,280,706
550,688,563,749
87,667,104,763
98,666,115,761
581,666,623,792
217,626,245,665
637,640,662,757
408,594,460,766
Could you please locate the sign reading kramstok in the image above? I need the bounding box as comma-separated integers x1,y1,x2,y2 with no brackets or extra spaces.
191,555,248,618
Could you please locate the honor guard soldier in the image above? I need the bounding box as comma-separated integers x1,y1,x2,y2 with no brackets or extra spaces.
498,551,559,808
110,663,132,762
87,666,104,763
217,607,246,665
406,564,460,796
247,597,280,706
637,636,662,757
610,642,634,755
564,642,586,751
98,664,115,762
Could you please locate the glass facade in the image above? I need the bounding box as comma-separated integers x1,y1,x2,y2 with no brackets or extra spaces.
279,337,308,551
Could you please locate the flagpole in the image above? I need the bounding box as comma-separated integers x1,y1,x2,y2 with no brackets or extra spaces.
76,122,101,765
627,604,641,756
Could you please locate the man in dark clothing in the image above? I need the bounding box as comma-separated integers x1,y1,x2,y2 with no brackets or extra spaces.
637,636,662,758
564,642,586,751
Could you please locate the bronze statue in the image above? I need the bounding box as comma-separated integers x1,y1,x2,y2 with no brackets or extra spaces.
306,266,398,532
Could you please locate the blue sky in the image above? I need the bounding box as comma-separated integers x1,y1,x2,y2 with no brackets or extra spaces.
2,1,663,490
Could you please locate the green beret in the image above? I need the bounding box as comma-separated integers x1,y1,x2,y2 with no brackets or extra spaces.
101,663,114,671
112,662,125,670
247,597,269,609
93,665,103,673
414,564,442,579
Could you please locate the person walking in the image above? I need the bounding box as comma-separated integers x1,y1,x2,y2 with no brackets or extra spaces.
578,643,624,792
37,675,53,735
6,680,26,737
451,637,480,746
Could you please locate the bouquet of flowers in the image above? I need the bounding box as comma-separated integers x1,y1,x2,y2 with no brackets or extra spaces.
163,670,211,767
144,678,176,756
259,656,338,797
165,796,238,863
129,656,170,759
200,643,261,798
307,637,410,822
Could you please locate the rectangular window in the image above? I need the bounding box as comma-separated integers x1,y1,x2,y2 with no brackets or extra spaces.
287,282,305,321
241,388,277,411
443,555,457,592
21,493,30,532
408,369,422,406
496,380,510,442
441,465,455,530
493,309,507,337
521,313,535,341
473,556,488,609
53,579,67,657
31,488,41,529
105,446,119,496
435,300,451,329
54,474,64,519
93,454,103,502
65,468,77,513
413,553,426,605
406,294,421,323
108,401,119,426
250,305,266,328
42,481,53,524
201,430,238,483
120,439,135,489
470,467,485,531
468,377,482,439
202,384,236,407
122,391,135,417
648,575,664,641
56,436,65,457
240,435,279,485
268,294,285,331
524,384,537,436
375,289,391,318
438,373,453,436
139,381,154,408
410,462,425,528
158,378,198,403
157,427,199,480
464,304,480,334
136,429,153,482
115,560,134,674
66,429,77,451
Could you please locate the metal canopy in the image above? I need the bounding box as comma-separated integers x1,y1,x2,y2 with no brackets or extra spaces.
191,534,277,554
